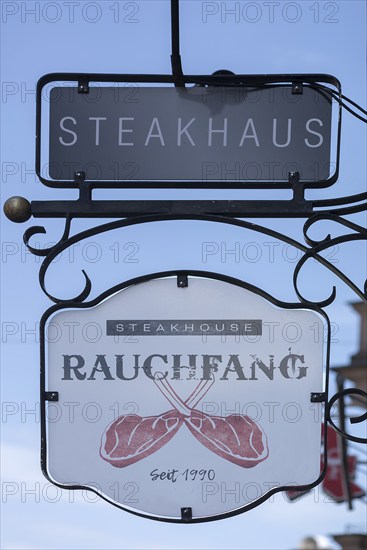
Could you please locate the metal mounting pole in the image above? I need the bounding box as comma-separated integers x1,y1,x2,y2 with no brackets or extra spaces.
337,374,353,510
171,0,184,87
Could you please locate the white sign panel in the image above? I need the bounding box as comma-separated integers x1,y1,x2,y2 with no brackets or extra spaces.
44,276,325,521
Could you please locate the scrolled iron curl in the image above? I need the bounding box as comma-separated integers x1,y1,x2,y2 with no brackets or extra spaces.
294,214,367,305
327,388,367,445
303,212,366,247
22,214,367,305
23,216,72,257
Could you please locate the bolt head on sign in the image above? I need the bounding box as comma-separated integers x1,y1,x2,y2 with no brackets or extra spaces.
43,276,326,521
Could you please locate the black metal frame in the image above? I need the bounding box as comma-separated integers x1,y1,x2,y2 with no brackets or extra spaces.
40,270,331,523
32,74,364,220
36,72,341,192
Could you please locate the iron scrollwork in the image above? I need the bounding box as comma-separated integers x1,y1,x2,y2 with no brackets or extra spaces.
327,388,367,445
22,211,367,308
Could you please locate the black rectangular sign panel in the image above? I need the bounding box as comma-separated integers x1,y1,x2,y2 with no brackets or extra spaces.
106,319,262,336
47,85,332,186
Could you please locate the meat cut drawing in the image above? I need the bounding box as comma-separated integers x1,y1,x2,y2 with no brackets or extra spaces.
100,375,269,469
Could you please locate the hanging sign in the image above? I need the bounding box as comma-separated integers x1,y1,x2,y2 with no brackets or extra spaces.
46,84,333,186
42,275,326,521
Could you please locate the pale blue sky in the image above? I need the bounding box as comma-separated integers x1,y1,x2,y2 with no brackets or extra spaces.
1,1,366,549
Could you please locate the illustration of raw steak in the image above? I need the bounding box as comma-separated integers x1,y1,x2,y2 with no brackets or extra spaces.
100,375,269,469
185,411,269,468
100,411,183,468
155,377,269,468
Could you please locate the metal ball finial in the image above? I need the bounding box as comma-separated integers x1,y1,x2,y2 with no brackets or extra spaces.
3,196,32,223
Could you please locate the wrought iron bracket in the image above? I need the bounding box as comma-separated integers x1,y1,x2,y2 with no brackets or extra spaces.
25,172,318,219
